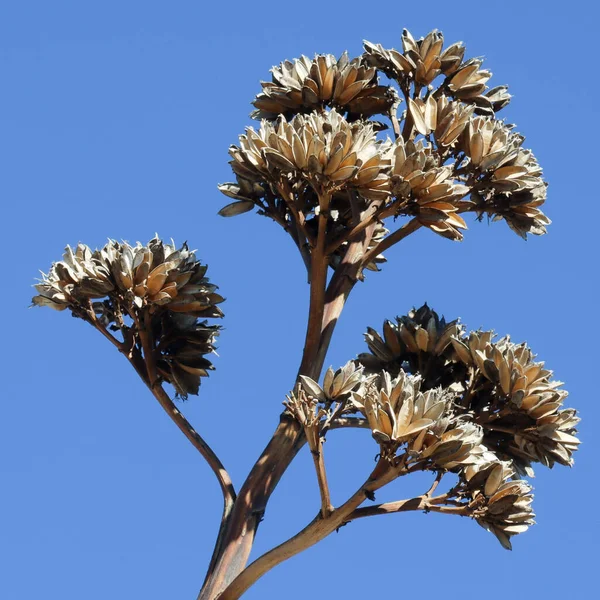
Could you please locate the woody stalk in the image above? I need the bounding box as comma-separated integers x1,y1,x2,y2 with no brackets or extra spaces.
33,29,577,600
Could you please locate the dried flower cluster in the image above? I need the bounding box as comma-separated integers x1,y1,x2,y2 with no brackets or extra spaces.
220,29,549,280
31,28,575,595
290,304,579,549
32,237,223,397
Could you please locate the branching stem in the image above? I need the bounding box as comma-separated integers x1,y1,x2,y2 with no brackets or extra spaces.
217,459,396,600
362,218,421,267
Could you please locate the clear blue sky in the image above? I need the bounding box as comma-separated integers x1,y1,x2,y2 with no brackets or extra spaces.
2,2,597,598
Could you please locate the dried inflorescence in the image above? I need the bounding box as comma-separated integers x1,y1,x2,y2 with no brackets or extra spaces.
32,237,223,397
350,371,449,453
289,304,578,550
463,461,535,550
359,303,464,388
220,28,550,278
252,53,396,121
220,109,392,219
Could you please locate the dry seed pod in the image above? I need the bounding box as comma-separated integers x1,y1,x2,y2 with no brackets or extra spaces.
453,332,580,469
33,237,224,398
474,478,535,550
252,53,395,121
389,139,469,240
351,371,449,452
359,304,464,389
33,237,223,318
359,305,579,473
420,422,484,469
32,243,115,310
223,110,392,202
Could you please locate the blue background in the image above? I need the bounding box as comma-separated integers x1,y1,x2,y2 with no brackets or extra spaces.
2,1,597,598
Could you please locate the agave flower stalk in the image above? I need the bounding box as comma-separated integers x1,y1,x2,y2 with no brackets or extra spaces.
34,28,577,600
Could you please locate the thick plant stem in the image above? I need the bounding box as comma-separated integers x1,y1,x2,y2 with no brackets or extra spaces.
200,202,332,600
298,209,329,379
200,206,421,599
217,459,395,600
198,416,305,600
314,223,376,377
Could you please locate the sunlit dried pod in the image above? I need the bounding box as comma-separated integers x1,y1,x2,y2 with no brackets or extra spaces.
360,306,579,472
403,29,445,86
223,110,392,203
218,176,267,217
33,237,223,319
351,371,449,454
459,457,535,549
464,457,514,492
439,41,466,76
300,360,365,403
363,39,416,81
459,118,549,238
474,478,536,550
471,181,549,239
389,139,437,200
434,97,475,147
323,361,365,399
365,29,454,86
462,117,515,169
447,58,492,101
406,94,476,143
32,243,115,310
420,421,484,469
96,238,224,317
485,146,542,193
361,304,460,363
483,85,511,112
284,386,328,429
453,332,580,468
364,29,507,117
33,237,224,398
252,53,395,121
388,139,468,240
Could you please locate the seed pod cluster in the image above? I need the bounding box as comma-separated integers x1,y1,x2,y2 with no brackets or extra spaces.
350,371,449,454
252,53,395,121
221,28,549,278
359,303,464,388
286,304,578,548
33,237,223,398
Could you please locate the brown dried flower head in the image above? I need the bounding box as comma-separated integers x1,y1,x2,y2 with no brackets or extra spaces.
280,304,579,549
359,304,464,388
252,53,395,121
222,109,391,206
451,332,580,470
33,237,224,398
221,28,548,277
351,371,449,454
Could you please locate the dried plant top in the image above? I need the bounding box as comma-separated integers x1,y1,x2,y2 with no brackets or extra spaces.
30,28,577,599
219,28,548,277
289,304,580,550
32,237,224,398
